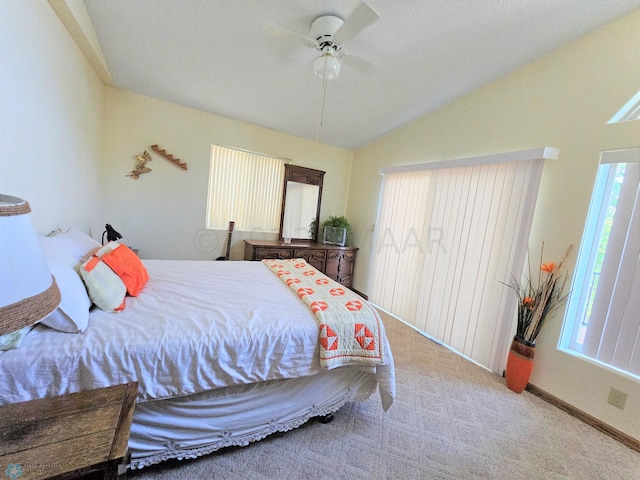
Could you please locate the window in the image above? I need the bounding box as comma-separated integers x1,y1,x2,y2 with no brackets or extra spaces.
561,148,640,378
608,91,640,123
206,144,286,232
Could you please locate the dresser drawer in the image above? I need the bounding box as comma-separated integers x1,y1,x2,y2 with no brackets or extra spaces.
254,248,294,260
294,249,326,271
325,249,356,287
294,249,326,263
327,250,356,262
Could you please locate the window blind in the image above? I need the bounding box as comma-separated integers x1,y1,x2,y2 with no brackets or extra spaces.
207,145,286,232
564,148,640,377
370,149,550,373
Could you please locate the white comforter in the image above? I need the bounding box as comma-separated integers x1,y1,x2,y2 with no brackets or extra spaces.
0,260,394,409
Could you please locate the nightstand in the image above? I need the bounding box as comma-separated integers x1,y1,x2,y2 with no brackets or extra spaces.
0,382,138,480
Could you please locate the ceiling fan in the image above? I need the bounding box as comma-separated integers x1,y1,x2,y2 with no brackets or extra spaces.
269,2,380,81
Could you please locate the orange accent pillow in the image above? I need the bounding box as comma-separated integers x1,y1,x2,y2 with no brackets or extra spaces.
100,244,149,297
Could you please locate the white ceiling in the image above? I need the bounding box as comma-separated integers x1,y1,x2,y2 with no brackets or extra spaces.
83,0,639,150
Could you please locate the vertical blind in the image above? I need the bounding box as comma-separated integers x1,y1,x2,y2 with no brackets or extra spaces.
565,148,640,376
370,150,548,373
207,144,285,232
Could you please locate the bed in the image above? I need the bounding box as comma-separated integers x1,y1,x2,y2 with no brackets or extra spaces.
0,230,395,469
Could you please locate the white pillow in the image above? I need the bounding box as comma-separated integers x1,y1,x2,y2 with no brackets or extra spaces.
40,259,91,332
39,235,79,268
51,228,101,262
38,236,91,332
79,256,126,313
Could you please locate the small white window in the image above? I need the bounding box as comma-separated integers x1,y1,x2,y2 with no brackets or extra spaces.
608,91,640,123
561,148,640,378
206,144,286,232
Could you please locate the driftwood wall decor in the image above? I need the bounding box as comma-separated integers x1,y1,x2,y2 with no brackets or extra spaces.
150,145,188,170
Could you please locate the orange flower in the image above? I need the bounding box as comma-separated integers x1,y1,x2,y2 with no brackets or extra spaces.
541,262,555,273
523,297,535,306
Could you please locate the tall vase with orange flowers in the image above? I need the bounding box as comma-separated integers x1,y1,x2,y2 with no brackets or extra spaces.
504,243,573,393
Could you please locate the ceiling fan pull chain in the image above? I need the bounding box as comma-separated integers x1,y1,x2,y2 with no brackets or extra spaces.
319,56,329,127
315,57,330,151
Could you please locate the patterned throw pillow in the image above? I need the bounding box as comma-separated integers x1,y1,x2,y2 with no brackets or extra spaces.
79,256,126,313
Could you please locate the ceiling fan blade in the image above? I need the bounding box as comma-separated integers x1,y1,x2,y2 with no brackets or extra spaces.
265,23,316,47
341,53,375,75
333,2,380,43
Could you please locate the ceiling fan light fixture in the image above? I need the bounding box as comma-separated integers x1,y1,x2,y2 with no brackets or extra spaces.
313,53,341,81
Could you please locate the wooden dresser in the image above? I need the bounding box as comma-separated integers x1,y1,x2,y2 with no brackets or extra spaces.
244,240,358,287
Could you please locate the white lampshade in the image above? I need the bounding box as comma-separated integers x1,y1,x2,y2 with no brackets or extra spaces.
0,194,60,335
313,53,341,81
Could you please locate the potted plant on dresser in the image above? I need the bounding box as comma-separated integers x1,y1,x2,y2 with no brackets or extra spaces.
504,244,573,393
322,215,352,247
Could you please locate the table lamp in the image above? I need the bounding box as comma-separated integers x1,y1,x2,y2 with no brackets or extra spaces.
0,194,61,335
102,223,122,244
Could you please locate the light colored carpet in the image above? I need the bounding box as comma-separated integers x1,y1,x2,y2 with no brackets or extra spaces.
130,311,640,479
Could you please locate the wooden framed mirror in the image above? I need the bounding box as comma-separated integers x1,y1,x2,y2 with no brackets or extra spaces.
279,164,325,242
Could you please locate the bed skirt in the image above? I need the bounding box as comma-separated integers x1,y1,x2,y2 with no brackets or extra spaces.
129,368,377,469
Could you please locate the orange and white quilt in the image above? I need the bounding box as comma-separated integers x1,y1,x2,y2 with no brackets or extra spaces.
263,258,386,370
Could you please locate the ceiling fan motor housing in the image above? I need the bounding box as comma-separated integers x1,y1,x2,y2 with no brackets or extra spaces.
311,15,344,50
311,15,344,38
311,15,344,80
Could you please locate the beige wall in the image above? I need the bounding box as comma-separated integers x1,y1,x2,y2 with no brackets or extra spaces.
0,0,104,236
348,11,640,439
101,87,353,260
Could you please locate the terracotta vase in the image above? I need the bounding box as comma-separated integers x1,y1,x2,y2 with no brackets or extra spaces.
505,336,536,393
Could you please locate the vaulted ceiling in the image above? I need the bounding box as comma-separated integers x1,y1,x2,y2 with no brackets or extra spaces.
84,0,639,149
